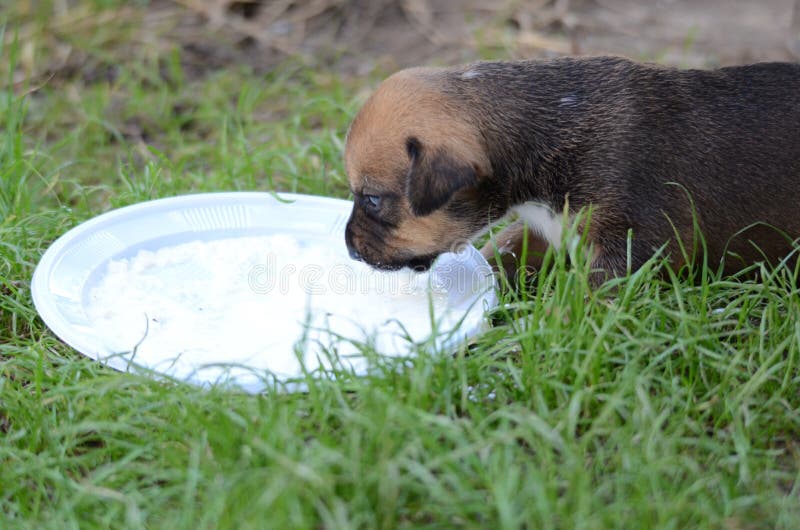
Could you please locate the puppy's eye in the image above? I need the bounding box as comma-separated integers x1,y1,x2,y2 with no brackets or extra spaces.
363,194,381,210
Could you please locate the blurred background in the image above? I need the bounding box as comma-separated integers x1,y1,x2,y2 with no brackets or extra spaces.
8,0,800,86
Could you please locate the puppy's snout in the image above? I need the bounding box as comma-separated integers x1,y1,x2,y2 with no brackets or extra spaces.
344,218,362,262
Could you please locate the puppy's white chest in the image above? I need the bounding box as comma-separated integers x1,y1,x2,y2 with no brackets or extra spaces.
512,202,564,248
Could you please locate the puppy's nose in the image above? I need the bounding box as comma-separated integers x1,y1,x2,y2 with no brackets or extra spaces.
344,215,362,262
348,245,362,261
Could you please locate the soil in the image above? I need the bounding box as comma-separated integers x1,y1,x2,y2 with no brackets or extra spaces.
16,0,800,86
175,0,800,75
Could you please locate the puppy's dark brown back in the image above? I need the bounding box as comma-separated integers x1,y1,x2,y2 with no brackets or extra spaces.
445,57,800,274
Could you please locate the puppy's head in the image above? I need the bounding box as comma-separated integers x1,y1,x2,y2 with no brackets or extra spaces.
344,68,492,271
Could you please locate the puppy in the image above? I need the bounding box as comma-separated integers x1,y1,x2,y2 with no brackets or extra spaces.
343,56,800,285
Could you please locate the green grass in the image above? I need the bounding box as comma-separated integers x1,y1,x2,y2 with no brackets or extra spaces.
3,3,800,529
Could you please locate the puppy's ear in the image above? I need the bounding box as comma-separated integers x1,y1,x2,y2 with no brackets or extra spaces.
405,137,478,216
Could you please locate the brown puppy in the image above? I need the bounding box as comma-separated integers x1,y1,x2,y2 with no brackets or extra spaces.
343,56,800,284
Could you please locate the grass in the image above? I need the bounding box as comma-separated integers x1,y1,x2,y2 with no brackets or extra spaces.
3,3,800,529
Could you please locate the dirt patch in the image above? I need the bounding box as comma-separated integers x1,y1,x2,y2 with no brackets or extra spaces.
569,0,800,66
152,0,800,74
10,0,800,86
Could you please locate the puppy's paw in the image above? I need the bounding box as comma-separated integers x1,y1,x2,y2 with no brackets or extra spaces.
481,221,549,289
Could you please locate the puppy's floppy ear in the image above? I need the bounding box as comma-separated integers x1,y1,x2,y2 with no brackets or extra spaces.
405,136,478,216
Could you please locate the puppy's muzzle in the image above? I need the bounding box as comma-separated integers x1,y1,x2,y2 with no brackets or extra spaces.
345,223,437,272
344,223,362,262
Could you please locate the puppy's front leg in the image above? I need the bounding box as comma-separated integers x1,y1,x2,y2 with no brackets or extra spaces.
480,220,550,286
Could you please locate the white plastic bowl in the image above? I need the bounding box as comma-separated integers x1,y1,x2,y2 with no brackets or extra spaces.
31,192,497,392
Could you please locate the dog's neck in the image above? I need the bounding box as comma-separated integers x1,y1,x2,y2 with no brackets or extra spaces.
448,58,628,214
